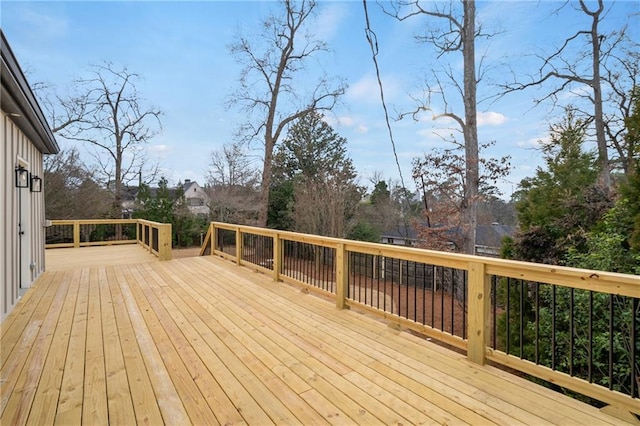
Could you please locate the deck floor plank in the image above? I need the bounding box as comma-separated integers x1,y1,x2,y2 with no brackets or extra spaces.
136,264,251,426
181,258,498,425
0,270,71,425
82,267,109,425
141,262,319,425
55,269,90,425
108,266,166,425
124,264,220,425
99,266,138,425
202,257,608,425
0,245,634,425
27,269,81,424
163,261,408,425
171,259,480,425
117,265,191,425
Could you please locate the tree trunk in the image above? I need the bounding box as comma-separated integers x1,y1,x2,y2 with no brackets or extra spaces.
588,0,611,190
258,135,274,227
462,0,479,255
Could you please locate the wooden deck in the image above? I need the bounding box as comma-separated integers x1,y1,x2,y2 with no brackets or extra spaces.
1,247,633,425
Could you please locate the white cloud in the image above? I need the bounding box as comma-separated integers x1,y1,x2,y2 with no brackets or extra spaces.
477,111,507,127
347,74,401,104
356,124,368,134
17,6,68,39
148,144,171,153
517,135,551,149
314,2,349,41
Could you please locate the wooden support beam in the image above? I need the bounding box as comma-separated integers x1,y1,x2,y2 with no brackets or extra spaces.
467,261,490,365
73,221,80,248
273,233,282,282
158,223,172,261
235,229,242,266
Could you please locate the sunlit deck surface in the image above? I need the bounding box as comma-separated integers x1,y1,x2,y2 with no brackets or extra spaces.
1,246,632,425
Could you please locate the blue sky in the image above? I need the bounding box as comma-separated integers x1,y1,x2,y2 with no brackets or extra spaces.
2,1,638,199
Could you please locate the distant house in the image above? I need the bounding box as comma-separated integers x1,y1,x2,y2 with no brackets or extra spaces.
182,179,210,216
1,30,59,320
380,224,419,246
381,222,514,257
119,179,211,218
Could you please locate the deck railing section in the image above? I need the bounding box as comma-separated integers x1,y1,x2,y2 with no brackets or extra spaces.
205,222,640,414
46,219,172,260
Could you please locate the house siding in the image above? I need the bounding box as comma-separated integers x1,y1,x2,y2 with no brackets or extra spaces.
1,112,46,321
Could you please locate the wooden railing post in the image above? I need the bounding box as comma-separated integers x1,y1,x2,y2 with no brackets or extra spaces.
335,243,348,309
273,232,282,281
467,261,491,365
212,223,217,253
158,223,172,261
235,228,242,265
148,224,154,253
73,221,80,248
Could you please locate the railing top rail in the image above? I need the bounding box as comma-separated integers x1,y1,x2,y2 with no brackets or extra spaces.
209,221,640,298
136,219,170,227
48,219,138,225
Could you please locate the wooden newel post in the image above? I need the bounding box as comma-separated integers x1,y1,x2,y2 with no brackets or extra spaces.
467,261,490,365
235,228,242,265
336,243,348,310
73,221,80,248
158,223,172,261
273,233,282,281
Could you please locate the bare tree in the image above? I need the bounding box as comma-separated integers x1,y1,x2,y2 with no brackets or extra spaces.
55,62,162,217
500,0,632,189
385,0,481,254
206,142,261,224
603,44,640,175
43,148,111,219
207,142,260,188
228,0,346,226
413,141,511,252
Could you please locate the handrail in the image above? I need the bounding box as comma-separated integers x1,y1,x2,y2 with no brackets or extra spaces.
202,221,640,415
46,219,172,260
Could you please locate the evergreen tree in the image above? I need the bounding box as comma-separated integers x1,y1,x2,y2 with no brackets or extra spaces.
268,111,362,237
511,108,610,264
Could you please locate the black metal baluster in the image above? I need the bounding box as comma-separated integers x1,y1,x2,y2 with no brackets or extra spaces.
570,287,574,376
451,270,455,334
462,270,467,339
609,294,614,390
520,279,524,358
552,285,556,370
506,278,511,355
492,276,497,349
440,267,445,331
431,265,436,327
589,291,593,383
631,297,638,398
535,282,540,364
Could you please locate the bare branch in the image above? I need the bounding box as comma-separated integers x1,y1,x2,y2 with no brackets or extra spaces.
228,0,346,226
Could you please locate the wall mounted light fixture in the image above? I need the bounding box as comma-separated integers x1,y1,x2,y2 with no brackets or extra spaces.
30,175,42,192
15,166,29,188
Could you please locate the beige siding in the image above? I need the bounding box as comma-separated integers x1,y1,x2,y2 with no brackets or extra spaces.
1,112,46,321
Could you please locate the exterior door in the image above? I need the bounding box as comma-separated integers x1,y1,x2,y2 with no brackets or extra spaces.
18,161,31,289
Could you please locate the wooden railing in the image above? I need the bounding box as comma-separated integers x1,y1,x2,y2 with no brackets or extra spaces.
202,222,640,416
45,219,172,260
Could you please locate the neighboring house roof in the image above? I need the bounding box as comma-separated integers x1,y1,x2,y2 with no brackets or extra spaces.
183,179,197,193
476,223,515,248
381,223,420,242
1,30,58,154
381,222,515,249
